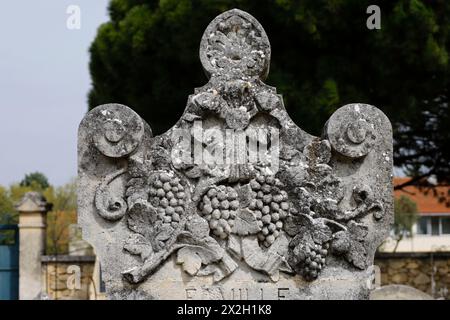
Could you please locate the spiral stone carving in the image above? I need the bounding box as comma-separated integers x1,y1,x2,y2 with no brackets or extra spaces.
92,104,144,158
326,104,378,158
95,168,128,221
199,9,271,80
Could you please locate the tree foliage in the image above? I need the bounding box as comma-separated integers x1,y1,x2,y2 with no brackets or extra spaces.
0,176,77,254
392,195,418,251
44,179,78,255
20,171,50,190
88,0,450,189
0,186,15,224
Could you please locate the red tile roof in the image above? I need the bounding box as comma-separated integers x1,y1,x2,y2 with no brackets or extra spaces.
394,177,450,215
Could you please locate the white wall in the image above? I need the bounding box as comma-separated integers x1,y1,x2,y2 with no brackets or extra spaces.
380,235,450,252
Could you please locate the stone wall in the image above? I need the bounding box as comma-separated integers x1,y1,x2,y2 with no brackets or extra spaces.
41,255,95,300
375,252,450,299
38,253,450,299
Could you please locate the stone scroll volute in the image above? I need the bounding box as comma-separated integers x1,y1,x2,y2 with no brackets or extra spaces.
78,9,393,300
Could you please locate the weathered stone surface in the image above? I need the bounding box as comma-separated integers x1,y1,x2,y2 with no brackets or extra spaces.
389,260,406,269
406,261,420,269
413,273,431,286
41,257,96,300
391,273,408,283
68,224,94,256
370,285,433,300
78,9,393,300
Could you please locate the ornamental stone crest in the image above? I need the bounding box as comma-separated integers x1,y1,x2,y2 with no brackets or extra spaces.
78,9,393,300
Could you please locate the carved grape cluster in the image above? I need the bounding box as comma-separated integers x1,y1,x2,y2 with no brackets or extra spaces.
148,172,186,228
248,174,290,247
199,185,239,239
290,241,329,281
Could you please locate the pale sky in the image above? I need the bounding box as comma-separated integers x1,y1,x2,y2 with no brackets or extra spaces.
0,0,109,186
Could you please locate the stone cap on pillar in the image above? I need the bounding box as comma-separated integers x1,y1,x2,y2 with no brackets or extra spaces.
15,192,53,213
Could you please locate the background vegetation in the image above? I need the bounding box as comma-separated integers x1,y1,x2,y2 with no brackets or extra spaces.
0,172,77,254
392,195,419,251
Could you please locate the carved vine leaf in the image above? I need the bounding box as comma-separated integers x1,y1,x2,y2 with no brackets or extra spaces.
346,242,368,270
331,220,369,270
175,224,235,279
125,159,153,208
284,213,332,243
236,184,252,209
155,224,174,242
149,145,172,170
242,233,291,281
227,234,242,259
185,216,210,239
348,220,369,241
283,215,303,237
197,252,238,282
127,200,157,238
184,166,203,179
124,234,153,261
231,208,261,236
129,214,234,282
176,232,224,261
125,177,149,206
122,228,224,284
176,247,203,276
128,157,150,178
345,220,369,269
176,244,223,276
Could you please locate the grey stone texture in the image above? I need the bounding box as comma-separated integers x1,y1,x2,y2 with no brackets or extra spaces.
370,285,434,300
78,9,393,299
68,224,94,256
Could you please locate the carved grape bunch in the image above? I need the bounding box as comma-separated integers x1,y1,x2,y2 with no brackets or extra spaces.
199,185,239,239
248,174,290,247
148,171,186,228
289,241,330,281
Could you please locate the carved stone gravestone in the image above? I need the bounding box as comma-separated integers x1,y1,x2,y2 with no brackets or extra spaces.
78,9,393,300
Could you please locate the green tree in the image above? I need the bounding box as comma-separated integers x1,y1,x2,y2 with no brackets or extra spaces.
0,186,15,224
0,182,44,244
20,172,50,190
0,178,77,253
44,179,78,255
392,195,418,252
0,183,36,225
88,0,450,191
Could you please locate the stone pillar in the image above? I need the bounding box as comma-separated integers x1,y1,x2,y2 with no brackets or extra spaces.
16,192,52,300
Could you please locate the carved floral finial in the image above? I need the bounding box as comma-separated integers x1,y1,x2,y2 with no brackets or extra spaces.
199,9,271,80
